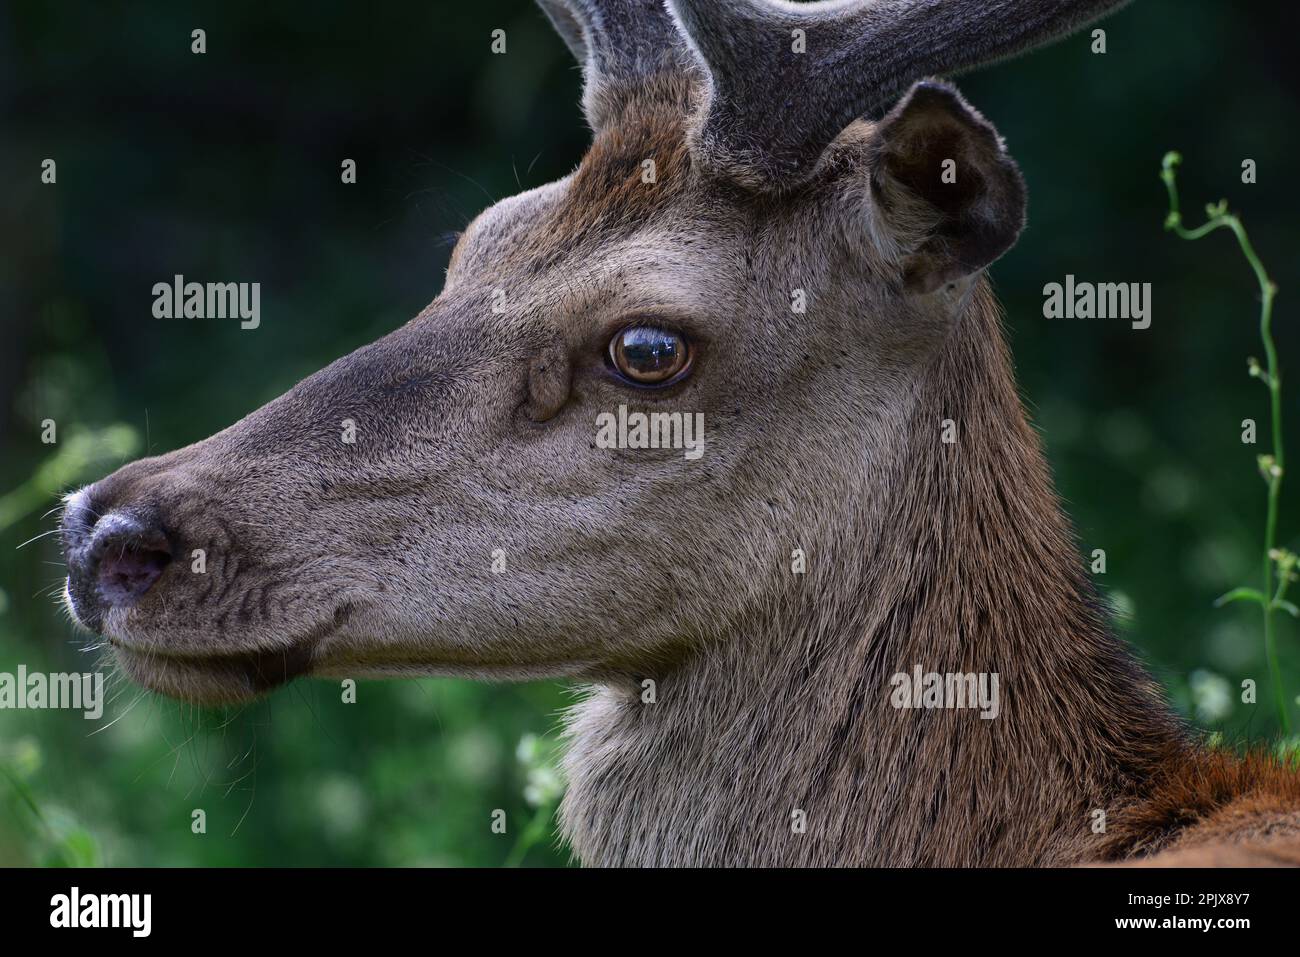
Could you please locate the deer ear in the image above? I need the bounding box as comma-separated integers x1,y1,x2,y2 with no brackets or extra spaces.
868,81,1026,296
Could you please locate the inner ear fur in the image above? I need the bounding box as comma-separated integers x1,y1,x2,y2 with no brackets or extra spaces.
867,80,1027,295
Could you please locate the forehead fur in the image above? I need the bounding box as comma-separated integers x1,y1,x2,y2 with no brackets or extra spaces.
538,73,698,263
448,72,702,281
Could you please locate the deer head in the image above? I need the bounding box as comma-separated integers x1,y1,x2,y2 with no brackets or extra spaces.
61,0,1130,708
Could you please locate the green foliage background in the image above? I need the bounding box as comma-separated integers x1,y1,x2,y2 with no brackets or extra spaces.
1,0,1298,866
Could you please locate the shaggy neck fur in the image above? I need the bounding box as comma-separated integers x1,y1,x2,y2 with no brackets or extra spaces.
560,282,1190,866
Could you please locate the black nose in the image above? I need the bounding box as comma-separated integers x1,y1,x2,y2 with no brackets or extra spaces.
63,497,173,631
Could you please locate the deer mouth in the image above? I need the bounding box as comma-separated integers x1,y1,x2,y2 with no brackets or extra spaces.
109,637,315,701
105,605,355,705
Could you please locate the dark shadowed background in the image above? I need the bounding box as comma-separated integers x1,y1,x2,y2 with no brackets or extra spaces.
1,0,1298,866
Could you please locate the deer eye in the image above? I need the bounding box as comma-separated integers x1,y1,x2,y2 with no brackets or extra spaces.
609,326,691,386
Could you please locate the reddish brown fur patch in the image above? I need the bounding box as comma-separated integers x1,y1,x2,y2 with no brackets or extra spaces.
1100,748,1300,862
1110,840,1300,867
539,74,696,258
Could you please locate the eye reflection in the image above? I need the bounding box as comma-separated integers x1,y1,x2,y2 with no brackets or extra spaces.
609,326,690,385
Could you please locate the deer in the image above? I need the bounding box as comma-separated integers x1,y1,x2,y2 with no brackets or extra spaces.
58,0,1300,867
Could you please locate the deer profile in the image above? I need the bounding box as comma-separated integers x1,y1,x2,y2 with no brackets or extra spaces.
60,0,1300,867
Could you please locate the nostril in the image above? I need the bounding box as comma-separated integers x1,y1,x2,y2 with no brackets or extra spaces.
98,541,172,606
83,512,174,611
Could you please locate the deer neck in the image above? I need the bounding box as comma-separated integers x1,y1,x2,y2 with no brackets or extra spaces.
559,282,1186,867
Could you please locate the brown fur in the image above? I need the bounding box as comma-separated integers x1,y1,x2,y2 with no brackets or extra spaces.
62,31,1299,867
1100,750,1300,862
561,277,1299,866
558,76,697,236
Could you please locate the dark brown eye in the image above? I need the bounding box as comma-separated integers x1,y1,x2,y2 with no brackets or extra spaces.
609,326,691,385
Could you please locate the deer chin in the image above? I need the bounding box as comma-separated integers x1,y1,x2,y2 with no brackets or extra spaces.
108,638,314,705
102,604,357,706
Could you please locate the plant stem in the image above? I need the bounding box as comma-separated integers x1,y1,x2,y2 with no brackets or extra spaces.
1,763,79,867
503,801,556,868
1161,152,1290,734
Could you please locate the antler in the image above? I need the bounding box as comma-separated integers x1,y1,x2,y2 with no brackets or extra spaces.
666,0,1134,187
537,0,697,127
537,0,683,73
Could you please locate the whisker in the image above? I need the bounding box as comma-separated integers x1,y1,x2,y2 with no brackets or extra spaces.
16,528,63,550
87,686,150,737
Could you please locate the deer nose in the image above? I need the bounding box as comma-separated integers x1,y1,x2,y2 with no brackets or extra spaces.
63,496,173,631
